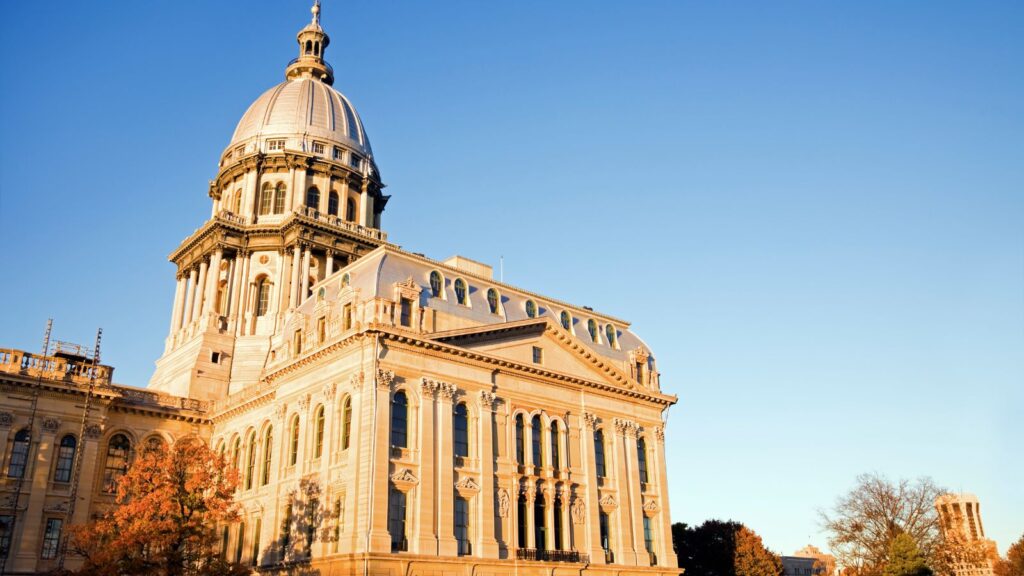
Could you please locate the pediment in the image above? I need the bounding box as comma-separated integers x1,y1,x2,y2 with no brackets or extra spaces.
431,320,637,391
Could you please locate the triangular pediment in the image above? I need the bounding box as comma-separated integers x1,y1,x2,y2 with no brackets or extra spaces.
431,319,638,390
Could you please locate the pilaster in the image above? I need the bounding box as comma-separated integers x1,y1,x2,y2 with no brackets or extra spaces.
368,368,394,552
582,412,605,562
417,378,439,554
436,382,458,556
476,390,500,558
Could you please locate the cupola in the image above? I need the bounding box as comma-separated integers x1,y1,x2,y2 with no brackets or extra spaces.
285,1,334,85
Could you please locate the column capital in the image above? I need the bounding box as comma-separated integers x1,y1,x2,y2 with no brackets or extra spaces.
478,390,497,411
375,368,395,390
438,382,457,402
653,426,665,442
420,377,439,397
349,371,364,390
582,411,599,430
41,417,61,435
613,417,640,437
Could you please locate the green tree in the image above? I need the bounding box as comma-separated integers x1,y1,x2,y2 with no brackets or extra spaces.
995,534,1024,576
883,533,933,576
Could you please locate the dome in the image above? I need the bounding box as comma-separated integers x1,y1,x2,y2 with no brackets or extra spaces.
228,77,373,159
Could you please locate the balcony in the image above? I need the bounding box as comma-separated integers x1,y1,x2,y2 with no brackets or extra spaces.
516,549,589,563
297,206,387,242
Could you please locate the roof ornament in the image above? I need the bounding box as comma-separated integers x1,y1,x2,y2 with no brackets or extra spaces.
311,0,321,26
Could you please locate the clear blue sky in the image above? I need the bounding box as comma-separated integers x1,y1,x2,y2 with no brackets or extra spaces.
1,0,1021,557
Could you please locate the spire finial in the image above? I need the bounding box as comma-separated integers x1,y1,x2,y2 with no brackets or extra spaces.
312,0,321,25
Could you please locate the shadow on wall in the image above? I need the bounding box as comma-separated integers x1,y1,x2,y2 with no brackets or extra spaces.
257,477,331,575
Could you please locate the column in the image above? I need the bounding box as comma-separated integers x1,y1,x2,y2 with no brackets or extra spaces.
524,483,536,550
652,427,676,567
225,257,238,318
71,427,102,525
581,413,606,562
477,391,499,557
437,383,458,556
368,369,394,552
344,374,365,552
203,247,223,315
299,247,312,303
543,486,555,551
190,259,208,323
289,245,301,308
234,253,252,334
325,252,334,277
358,184,370,227
183,267,198,326
169,275,186,335
417,380,438,554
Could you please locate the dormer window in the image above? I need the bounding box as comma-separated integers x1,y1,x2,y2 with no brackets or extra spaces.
525,300,537,318
587,319,599,342
267,139,285,151
454,278,468,305
560,311,571,331
605,324,617,348
312,141,326,155
429,271,443,298
487,289,500,314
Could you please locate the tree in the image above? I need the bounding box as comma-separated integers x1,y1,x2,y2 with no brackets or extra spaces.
820,473,945,576
933,526,998,576
883,533,932,576
673,520,783,576
994,534,1024,576
67,437,245,576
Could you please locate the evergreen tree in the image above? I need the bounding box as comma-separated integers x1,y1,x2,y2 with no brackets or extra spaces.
883,533,933,576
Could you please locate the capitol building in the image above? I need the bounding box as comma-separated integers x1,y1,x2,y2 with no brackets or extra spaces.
0,4,679,575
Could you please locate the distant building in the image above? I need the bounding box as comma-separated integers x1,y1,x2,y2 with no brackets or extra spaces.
935,493,998,576
782,555,827,576
792,544,836,576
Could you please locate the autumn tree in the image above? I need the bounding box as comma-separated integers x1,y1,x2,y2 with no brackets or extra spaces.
820,474,945,576
933,526,998,576
67,437,245,576
994,534,1024,576
673,520,783,576
882,533,932,576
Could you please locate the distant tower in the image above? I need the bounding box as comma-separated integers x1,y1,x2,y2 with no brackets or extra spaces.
935,493,997,576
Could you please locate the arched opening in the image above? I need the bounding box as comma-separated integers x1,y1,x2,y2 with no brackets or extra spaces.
103,433,131,492
453,402,469,459
454,278,467,305
487,288,499,314
429,271,442,298
244,430,257,490
53,434,76,483
233,189,242,214
313,405,325,459
346,197,356,222
637,436,649,484
274,183,287,214
550,421,560,469
560,311,571,331
531,415,543,467
261,426,273,486
305,40,313,54
255,276,271,317
306,186,320,211
514,414,525,464
341,396,353,450
328,191,339,216
7,429,30,478
390,391,408,448
289,415,300,466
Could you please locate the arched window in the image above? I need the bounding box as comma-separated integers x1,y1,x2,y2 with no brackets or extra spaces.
313,405,325,459
487,288,499,314
144,436,166,454
274,183,287,214
258,183,273,215
53,434,76,483
261,426,273,486
341,396,352,450
637,436,649,484
594,429,607,479
231,436,242,471
454,279,467,305
7,429,30,478
103,434,131,492
453,403,469,459
305,40,313,54
346,198,356,222
328,191,339,216
560,311,571,330
605,324,616,347
255,277,271,316
429,271,442,298
306,187,320,210
525,300,537,318
245,430,257,490
553,493,564,550
514,414,525,464
531,415,543,467
233,189,242,214
289,415,300,466
550,421,560,469
390,391,408,448
587,319,598,342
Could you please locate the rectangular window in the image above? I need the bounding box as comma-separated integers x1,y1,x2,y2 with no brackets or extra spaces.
0,515,11,557
211,351,221,364
40,518,62,559
317,317,326,344
281,504,293,550
532,346,543,364
350,154,361,169
333,498,344,552
343,304,353,330
267,139,285,151
600,511,612,557
399,298,412,327
333,147,343,160
234,522,245,564
312,141,326,155
236,145,245,157
455,497,471,556
293,330,303,355
643,515,654,554
251,518,261,565
388,489,407,552
636,361,644,382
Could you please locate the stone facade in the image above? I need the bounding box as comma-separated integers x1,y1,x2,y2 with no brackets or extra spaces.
935,493,998,576
0,3,680,575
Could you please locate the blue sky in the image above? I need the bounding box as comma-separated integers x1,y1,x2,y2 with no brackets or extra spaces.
1,0,1021,557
